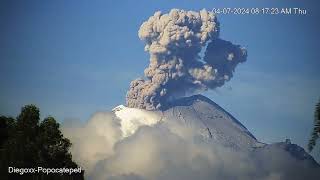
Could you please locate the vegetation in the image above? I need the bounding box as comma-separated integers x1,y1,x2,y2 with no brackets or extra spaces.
308,99,320,152
0,105,84,180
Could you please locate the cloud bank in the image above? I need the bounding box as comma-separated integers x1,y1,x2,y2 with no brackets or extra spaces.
126,9,247,110
63,112,319,180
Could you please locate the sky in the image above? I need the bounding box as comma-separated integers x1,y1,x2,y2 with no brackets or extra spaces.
1,0,320,160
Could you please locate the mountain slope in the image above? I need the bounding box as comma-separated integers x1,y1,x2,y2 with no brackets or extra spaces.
162,95,258,151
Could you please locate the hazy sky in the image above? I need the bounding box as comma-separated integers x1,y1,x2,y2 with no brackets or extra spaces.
1,0,319,159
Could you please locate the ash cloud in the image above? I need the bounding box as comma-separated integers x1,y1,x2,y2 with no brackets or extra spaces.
126,9,247,110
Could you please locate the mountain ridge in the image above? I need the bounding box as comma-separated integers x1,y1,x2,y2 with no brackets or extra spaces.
164,94,319,167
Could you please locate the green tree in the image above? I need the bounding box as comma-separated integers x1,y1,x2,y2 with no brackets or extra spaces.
16,105,40,167
0,116,16,148
0,105,84,180
0,116,17,176
308,99,320,152
38,117,78,168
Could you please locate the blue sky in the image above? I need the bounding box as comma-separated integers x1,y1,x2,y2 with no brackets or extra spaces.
1,0,319,159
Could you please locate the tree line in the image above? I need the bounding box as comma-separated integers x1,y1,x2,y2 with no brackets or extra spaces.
0,105,84,180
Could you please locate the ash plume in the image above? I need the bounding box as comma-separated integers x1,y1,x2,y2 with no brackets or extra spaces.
126,9,247,110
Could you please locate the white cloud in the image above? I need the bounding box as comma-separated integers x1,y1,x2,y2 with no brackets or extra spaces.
63,109,319,180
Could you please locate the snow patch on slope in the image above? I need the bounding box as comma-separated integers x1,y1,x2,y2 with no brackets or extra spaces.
112,105,161,137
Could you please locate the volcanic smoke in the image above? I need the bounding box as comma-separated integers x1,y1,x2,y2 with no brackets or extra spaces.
126,9,247,110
